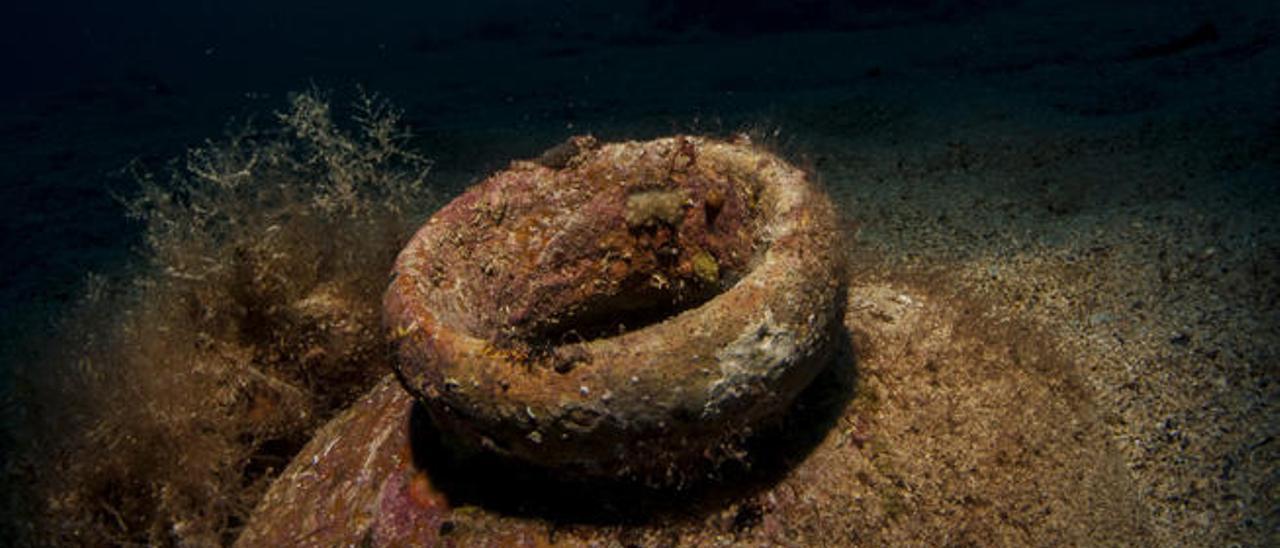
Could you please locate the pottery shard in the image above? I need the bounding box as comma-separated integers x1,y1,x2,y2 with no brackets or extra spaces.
384,135,846,484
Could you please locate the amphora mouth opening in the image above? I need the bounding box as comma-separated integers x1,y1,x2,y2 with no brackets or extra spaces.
384,134,845,484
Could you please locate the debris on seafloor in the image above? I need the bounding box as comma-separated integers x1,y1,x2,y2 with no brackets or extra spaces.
237,136,1147,546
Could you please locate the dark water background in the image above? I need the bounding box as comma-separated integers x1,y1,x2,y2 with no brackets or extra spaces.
2,0,830,322
3,0,1274,327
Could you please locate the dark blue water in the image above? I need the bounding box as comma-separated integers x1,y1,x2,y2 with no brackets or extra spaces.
4,0,1275,323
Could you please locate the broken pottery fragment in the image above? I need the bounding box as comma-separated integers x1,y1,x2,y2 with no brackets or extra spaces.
384,135,845,484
